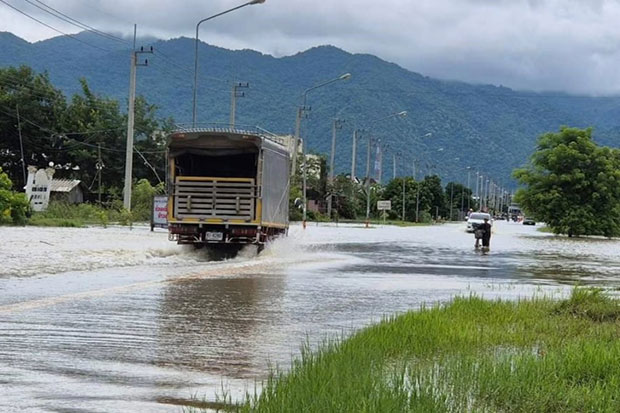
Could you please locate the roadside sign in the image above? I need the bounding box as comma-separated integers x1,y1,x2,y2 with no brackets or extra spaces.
377,200,391,211
151,195,168,230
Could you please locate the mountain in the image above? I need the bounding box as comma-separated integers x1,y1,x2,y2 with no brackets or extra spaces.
2,31,620,187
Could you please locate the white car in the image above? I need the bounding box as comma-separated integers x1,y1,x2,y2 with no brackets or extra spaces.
466,212,492,233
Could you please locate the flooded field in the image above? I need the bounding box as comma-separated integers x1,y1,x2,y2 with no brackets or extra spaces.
1,221,619,412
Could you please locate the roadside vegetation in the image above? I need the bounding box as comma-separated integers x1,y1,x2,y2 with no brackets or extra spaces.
25,179,164,228
514,127,620,237
0,167,29,225
290,154,472,224
0,66,170,213
187,289,619,413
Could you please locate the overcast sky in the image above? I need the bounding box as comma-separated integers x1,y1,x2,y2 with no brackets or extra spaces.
3,0,620,95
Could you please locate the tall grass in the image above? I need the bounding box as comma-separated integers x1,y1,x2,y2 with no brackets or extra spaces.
233,289,619,412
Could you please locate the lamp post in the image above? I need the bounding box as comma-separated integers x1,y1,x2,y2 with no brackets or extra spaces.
192,0,265,127
296,73,351,228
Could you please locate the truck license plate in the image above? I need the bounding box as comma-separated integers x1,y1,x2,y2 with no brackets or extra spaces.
205,231,223,241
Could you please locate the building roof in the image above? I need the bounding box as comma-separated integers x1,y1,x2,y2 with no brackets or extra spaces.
50,179,82,193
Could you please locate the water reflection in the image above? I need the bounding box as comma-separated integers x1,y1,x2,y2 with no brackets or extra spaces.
158,274,286,378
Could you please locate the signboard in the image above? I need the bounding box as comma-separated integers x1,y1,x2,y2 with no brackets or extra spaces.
151,195,168,230
25,167,54,212
377,200,391,211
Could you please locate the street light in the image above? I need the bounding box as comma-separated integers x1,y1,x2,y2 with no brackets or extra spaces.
296,73,351,229
292,72,351,175
192,0,266,127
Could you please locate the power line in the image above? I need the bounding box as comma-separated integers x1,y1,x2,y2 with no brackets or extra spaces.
25,0,129,44
0,0,111,52
0,106,124,137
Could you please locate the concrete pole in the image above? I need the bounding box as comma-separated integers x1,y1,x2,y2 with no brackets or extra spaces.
449,183,454,221
393,152,397,180
402,174,406,221
475,171,480,208
230,83,236,128
466,169,471,211
377,144,383,183
123,49,137,211
365,135,372,227
327,118,340,219
291,106,302,175
302,133,307,228
15,104,26,186
350,129,357,181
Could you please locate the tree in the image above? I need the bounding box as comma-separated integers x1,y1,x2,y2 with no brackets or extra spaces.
383,177,418,221
328,174,360,219
0,66,67,189
513,127,620,237
419,175,445,219
0,66,173,204
445,182,473,220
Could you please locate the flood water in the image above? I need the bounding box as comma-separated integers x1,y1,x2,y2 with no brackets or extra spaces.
1,221,619,412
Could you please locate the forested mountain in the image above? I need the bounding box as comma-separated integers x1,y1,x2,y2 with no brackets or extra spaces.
2,31,620,187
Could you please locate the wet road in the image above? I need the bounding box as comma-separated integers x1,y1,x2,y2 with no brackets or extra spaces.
1,221,619,412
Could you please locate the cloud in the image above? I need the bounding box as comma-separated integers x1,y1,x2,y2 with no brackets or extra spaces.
2,0,620,94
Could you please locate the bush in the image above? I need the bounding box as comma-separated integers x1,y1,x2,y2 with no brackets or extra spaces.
418,211,433,223
0,167,30,225
131,179,164,221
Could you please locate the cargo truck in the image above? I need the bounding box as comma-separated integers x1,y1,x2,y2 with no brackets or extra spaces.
166,128,290,253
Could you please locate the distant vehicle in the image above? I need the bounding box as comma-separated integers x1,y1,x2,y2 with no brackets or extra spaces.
166,127,290,255
466,212,492,232
523,217,536,225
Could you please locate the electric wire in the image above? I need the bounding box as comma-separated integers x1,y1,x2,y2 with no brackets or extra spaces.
0,0,112,52
26,0,128,44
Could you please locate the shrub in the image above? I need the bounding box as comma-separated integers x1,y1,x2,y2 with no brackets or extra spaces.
0,167,30,225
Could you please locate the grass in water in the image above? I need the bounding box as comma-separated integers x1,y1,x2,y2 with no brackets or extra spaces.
224,289,619,412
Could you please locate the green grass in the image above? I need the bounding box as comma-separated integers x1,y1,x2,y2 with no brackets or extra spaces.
228,289,619,413
27,215,84,227
537,226,554,233
26,201,139,227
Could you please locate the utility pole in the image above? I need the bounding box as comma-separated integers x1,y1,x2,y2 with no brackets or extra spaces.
291,105,308,176
350,129,359,181
377,143,385,184
15,104,26,186
449,183,454,221
230,81,248,128
475,172,480,210
365,134,372,227
466,167,471,211
415,184,420,222
123,25,152,211
392,152,397,180
327,118,343,219
97,143,103,205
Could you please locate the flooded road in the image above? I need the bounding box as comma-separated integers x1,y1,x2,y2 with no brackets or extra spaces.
1,221,619,412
